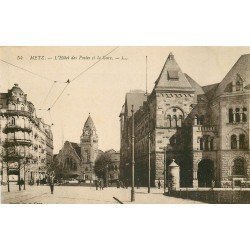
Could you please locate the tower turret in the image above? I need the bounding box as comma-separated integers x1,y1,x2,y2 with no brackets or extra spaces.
80,114,98,181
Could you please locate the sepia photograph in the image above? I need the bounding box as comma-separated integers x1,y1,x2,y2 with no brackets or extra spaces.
1,46,249,204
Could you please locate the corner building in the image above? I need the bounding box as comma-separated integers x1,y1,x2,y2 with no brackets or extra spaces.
120,53,249,188
0,84,53,183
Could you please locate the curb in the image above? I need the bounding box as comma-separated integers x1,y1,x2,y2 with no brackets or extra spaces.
113,197,124,204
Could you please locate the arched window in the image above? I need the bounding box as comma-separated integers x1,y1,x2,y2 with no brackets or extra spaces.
200,138,203,150
166,115,171,128
239,134,246,149
177,115,183,127
236,81,241,91
242,107,247,122
231,134,237,149
199,115,204,125
232,158,245,175
210,138,214,150
21,105,24,111
172,115,177,128
229,109,234,123
10,117,15,125
204,137,209,151
235,108,240,122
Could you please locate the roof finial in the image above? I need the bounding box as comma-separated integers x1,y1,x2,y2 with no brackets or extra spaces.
168,52,174,60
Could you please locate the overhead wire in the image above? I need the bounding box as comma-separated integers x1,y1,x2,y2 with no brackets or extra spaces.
0,59,63,83
47,46,119,110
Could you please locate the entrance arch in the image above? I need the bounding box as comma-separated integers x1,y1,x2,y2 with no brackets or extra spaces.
197,159,214,187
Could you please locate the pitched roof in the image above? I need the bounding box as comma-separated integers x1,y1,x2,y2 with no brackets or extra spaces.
154,53,194,92
84,115,96,130
184,73,204,102
69,142,81,158
214,54,250,97
125,90,147,116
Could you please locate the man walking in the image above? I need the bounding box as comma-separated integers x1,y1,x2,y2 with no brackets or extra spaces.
49,172,55,194
95,179,99,190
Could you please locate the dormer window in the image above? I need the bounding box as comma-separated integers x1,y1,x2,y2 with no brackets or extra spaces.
167,70,179,80
236,81,241,91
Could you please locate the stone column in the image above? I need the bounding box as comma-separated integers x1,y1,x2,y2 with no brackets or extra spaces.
168,159,180,191
207,138,211,151
193,169,198,188
240,108,243,122
233,111,236,122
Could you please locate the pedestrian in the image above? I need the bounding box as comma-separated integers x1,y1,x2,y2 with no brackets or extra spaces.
158,179,161,189
49,173,55,194
20,178,24,188
36,179,39,186
125,179,129,189
95,179,99,190
100,179,104,190
211,179,215,190
137,178,140,189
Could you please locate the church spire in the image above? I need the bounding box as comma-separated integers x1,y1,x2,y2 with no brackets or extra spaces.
83,113,96,131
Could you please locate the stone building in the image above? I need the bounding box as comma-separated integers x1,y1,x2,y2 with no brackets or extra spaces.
54,114,100,182
0,84,53,183
119,53,249,188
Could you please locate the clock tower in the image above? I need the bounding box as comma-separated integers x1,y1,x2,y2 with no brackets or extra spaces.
80,114,99,182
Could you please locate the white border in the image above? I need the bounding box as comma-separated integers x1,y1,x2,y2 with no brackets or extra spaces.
1,1,250,250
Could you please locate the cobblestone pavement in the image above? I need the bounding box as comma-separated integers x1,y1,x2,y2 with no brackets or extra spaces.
1,184,204,204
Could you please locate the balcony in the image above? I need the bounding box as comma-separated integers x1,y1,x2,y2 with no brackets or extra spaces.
0,110,37,124
3,124,32,134
193,125,217,132
4,138,32,147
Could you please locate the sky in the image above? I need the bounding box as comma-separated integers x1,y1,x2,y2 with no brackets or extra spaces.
0,46,250,153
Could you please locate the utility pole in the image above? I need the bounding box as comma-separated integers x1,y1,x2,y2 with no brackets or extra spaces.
23,163,26,190
18,159,21,191
131,105,135,202
148,111,151,193
163,147,167,194
7,164,10,192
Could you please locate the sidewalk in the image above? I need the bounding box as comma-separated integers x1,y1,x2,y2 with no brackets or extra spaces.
113,187,204,204
1,184,204,204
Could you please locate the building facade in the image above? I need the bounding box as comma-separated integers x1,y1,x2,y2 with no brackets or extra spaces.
120,53,250,188
0,84,53,184
54,115,100,182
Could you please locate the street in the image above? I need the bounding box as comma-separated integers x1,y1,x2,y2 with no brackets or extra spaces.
1,184,203,204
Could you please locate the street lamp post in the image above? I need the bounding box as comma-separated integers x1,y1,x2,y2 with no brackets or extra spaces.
163,146,167,194
23,163,26,190
148,111,151,193
131,105,135,202
18,159,21,191
7,163,10,192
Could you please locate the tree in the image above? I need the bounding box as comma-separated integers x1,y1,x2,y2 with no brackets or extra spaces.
94,152,111,180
